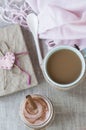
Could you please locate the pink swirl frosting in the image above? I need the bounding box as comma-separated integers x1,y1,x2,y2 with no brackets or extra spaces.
22,96,50,125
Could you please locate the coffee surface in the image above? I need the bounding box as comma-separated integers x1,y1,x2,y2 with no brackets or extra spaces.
47,49,82,84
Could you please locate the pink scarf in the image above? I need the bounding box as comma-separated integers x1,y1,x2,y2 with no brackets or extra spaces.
0,0,86,50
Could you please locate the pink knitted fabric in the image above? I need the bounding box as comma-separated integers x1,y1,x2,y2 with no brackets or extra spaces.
0,0,86,50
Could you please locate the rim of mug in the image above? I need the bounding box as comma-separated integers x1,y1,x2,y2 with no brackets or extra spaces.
20,94,54,129
43,45,85,88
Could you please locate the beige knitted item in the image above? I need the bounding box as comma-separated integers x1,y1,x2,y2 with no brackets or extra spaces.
0,24,38,96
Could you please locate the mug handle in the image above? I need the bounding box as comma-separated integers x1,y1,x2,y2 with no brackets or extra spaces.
74,44,86,58
81,48,86,58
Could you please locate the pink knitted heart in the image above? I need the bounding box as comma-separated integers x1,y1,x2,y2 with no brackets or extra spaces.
0,52,15,70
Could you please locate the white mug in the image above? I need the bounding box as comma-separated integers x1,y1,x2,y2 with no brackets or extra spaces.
42,45,86,90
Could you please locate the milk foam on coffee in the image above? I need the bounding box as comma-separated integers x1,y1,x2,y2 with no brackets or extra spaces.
21,96,50,125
